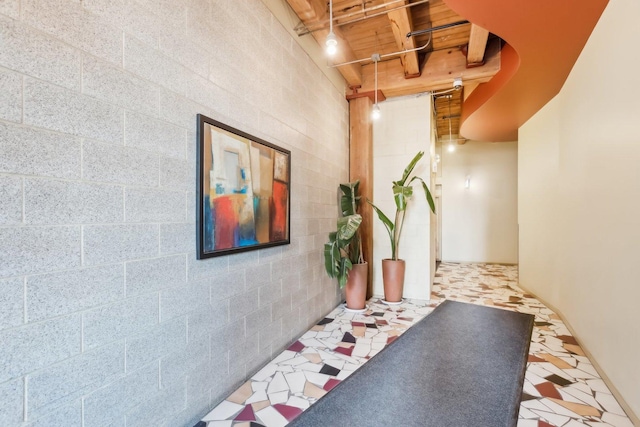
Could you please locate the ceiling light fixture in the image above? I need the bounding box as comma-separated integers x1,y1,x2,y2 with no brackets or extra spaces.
325,0,337,56
372,104,381,120
371,53,381,120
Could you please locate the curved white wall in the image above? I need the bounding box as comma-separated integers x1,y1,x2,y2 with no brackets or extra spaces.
519,0,640,418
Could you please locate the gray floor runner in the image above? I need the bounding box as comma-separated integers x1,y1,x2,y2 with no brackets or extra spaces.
288,300,534,427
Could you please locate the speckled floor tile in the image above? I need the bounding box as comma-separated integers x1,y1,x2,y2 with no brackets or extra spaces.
201,262,632,426
432,262,633,427
201,297,434,426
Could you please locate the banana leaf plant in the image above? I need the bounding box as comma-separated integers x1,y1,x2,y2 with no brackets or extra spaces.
324,180,365,288
367,151,436,261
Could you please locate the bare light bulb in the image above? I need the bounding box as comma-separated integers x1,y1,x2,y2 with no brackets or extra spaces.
325,32,337,56
371,104,381,120
447,143,456,153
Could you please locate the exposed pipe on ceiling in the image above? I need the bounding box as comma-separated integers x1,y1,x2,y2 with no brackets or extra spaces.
330,32,432,68
406,20,470,38
295,0,430,36
329,18,470,68
432,88,458,96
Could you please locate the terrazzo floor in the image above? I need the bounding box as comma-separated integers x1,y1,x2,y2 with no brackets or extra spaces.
200,262,634,427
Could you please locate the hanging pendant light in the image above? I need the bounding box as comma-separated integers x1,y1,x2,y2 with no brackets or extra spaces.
325,0,337,56
447,95,455,152
371,53,381,120
372,103,381,120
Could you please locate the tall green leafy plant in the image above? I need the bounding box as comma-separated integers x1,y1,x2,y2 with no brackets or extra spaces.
324,180,364,288
367,151,436,261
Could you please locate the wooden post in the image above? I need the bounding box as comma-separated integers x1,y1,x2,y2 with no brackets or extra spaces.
349,97,374,299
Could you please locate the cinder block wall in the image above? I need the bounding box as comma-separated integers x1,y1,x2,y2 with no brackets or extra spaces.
0,1,349,426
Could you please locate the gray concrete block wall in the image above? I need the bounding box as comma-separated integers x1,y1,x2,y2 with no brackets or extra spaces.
0,15,82,91
26,265,125,322
0,0,348,425
0,123,83,179
0,175,22,225
0,69,22,122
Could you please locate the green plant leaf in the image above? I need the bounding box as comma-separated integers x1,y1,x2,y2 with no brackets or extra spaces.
339,180,359,196
348,232,362,264
410,176,436,214
336,214,362,242
340,194,353,216
340,180,360,216
366,201,393,231
366,199,396,257
398,151,424,186
324,180,366,287
392,183,413,211
324,242,338,277
338,257,353,288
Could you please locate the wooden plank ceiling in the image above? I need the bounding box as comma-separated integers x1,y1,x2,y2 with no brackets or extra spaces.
285,0,502,141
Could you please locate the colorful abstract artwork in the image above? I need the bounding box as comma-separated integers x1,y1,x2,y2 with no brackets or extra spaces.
197,114,290,259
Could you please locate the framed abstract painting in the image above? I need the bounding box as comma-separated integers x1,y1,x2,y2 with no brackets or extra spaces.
196,114,291,259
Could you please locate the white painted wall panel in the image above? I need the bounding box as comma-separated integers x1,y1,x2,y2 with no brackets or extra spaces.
372,95,434,300
441,141,519,264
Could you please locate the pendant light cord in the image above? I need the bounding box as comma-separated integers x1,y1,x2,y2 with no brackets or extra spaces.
329,0,333,34
448,96,453,142
374,58,378,105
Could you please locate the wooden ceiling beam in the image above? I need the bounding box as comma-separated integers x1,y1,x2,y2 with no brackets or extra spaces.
466,24,490,66
359,38,501,98
286,0,363,86
345,89,386,102
386,1,420,78
463,81,480,100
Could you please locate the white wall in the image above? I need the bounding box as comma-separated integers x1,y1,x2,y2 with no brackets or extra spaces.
372,95,434,300
0,1,349,426
519,0,640,419
441,140,518,263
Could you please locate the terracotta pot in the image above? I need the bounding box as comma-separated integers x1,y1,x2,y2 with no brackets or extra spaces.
345,262,368,310
382,259,405,302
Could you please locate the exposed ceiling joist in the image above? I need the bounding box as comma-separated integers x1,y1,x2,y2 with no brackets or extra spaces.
282,0,504,138
466,24,489,66
358,38,501,98
286,0,363,86
385,1,420,78
463,81,480,100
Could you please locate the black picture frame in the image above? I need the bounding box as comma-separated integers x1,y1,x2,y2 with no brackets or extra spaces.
196,114,291,259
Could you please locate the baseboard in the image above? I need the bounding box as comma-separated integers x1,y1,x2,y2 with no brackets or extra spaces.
517,283,639,425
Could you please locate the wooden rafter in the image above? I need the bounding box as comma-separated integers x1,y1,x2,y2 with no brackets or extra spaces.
286,0,363,86
463,81,480,100
358,38,501,98
466,24,489,66
386,1,420,78
280,0,501,140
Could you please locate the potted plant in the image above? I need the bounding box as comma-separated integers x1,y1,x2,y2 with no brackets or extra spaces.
367,151,435,303
324,180,368,311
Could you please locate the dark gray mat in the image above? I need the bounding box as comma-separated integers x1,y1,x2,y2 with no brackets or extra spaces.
288,300,534,427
